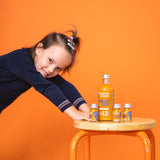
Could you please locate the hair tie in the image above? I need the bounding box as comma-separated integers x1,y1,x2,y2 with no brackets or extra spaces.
67,36,75,50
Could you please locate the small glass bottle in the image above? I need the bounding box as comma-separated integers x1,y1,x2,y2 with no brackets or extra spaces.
113,104,121,122
123,103,132,122
89,104,98,122
98,74,114,121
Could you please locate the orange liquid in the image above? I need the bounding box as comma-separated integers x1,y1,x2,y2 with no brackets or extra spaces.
123,108,132,122
98,83,114,121
89,108,98,122
113,108,121,122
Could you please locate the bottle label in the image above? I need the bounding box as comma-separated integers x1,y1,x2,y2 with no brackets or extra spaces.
98,82,113,121
113,109,121,122
99,99,109,106
98,92,109,97
123,111,132,122
98,92,113,121
89,110,98,122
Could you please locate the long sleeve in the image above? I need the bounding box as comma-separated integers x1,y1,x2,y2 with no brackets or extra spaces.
3,49,73,112
48,75,86,109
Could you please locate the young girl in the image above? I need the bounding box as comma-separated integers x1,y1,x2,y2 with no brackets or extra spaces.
0,27,90,120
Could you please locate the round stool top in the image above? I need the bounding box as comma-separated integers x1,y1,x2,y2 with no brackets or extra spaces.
74,117,156,131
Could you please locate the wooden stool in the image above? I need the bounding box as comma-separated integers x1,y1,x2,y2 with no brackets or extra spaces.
70,118,156,160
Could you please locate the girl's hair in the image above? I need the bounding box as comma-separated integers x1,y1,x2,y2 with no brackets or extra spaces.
28,26,80,73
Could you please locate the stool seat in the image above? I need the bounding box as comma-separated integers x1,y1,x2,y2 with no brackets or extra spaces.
70,117,156,160
74,117,156,131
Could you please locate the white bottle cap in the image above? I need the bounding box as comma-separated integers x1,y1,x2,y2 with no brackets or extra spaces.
103,74,110,79
113,104,121,108
90,103,97,108
124,103,131,108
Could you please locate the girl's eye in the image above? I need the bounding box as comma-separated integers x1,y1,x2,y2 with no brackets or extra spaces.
48,58,53,64
56,67,62,72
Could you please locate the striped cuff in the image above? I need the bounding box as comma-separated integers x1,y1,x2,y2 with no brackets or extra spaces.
58,100,72,112
73,97,86,109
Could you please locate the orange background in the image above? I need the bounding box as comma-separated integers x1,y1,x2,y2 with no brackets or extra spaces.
0,0,160,160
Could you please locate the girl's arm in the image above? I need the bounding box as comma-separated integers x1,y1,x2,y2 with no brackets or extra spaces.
48,75,88,110
78,103,90,112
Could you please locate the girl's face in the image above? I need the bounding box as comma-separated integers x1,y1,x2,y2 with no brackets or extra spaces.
34,43,72,78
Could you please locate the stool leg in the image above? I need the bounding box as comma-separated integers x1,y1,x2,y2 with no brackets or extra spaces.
84,135,90,160
137,131,151,160
70,130,88,160
146,130,155,160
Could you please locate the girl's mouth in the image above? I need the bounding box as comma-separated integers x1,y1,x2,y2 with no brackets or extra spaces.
42,69,49,78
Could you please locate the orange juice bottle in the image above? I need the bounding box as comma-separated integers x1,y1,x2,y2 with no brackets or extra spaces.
89,103,98,122
113,104,121,122
98,74,114,121
123,103,132,122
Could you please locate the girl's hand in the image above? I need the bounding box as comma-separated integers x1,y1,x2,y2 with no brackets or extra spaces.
79,103,90,113
64,106,90,120
72,110,90,120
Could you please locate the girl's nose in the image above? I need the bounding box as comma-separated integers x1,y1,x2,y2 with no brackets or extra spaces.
48,65,55,74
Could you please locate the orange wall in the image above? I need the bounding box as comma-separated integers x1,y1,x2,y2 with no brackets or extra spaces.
0,0,160,160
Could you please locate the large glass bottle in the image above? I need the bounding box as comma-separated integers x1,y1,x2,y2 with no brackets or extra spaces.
98,74,114,121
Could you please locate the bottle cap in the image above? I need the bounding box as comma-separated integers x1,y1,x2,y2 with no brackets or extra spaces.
103,74,110,79
124,103,131,108
90,103,97,108
113,104,121,108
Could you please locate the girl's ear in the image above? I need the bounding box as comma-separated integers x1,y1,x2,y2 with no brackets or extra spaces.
35,43,44,55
